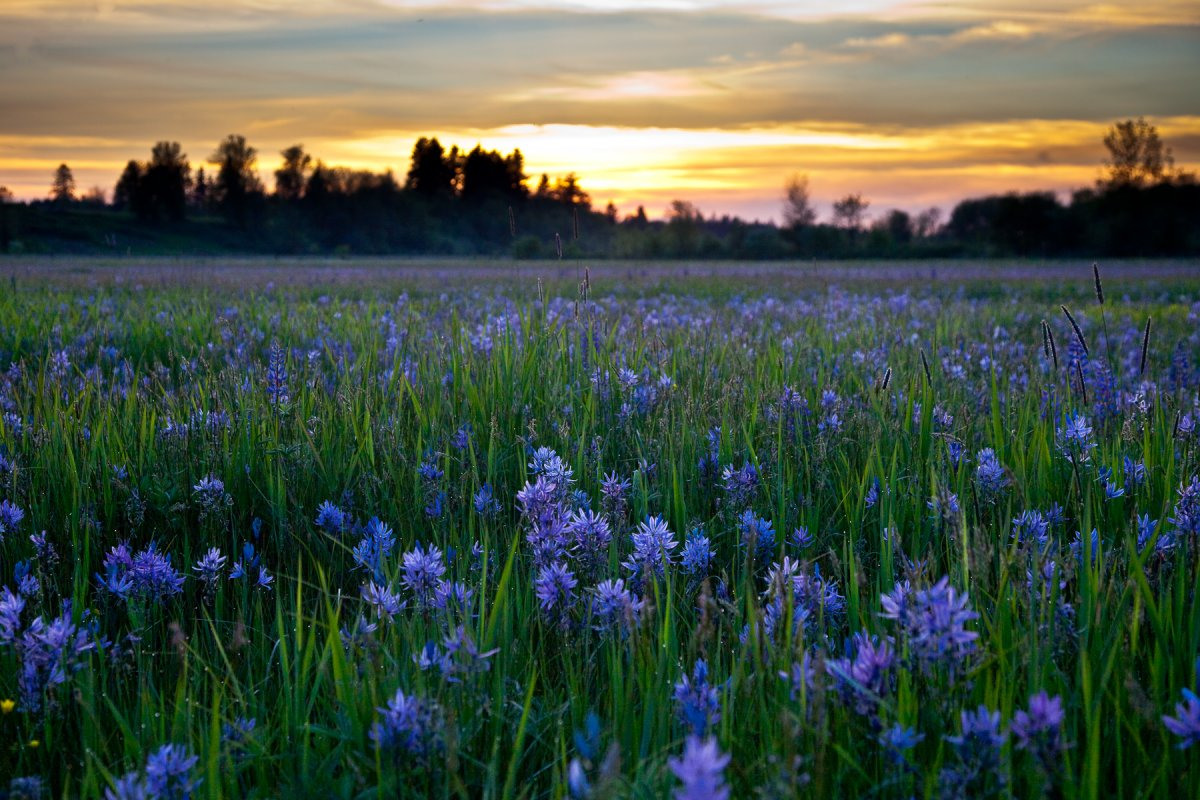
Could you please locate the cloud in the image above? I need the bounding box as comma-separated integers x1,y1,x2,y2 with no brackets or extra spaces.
0,1,1196,218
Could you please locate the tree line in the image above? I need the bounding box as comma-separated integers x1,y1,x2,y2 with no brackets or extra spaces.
1,118,1196,258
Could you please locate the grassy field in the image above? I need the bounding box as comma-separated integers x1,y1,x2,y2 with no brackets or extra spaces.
0,258,1198,798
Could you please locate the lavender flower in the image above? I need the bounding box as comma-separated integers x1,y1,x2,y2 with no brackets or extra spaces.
1168,476,1200,540
880,576,979,674
668,736,730,800
473,484,501,517
1011,691,1067,769
738,511,776,566
622,515,678,582
0,499,24,540
589,579,643,633
314,500,348,533
192,476,231,521
534,561,577,625
974,448,1008,501
369,688,443,761
940,706,1006,799
351,517,396,580
680,529,714,578
401,542,446,605
361,581,405,622
1056,413,1096,461
568,509,612,573
99,541,186,604
106,744,199,800
1163,688,1200,749
827,633,896,719
192,548,226,585
674,660,722,736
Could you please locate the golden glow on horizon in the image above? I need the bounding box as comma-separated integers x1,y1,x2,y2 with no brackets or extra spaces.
3,117,1199,217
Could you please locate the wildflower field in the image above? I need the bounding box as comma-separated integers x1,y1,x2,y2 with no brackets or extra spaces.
0,259,1198,798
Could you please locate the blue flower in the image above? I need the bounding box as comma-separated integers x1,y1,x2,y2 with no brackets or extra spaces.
1163,688,1200,749
401,542,446,605
0,499,25,539
106,743,199,800
314,500,348,533
680,530,714,578
974,448,1008,500
622,515,678,581
534,561,577,623
1011,691,1066,759
668,736,730,800
674,660,722,737
589,579,643,633
369,688,443,761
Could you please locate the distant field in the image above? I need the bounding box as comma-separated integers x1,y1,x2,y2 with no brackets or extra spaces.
3,255,1199,293
0,258,1198,797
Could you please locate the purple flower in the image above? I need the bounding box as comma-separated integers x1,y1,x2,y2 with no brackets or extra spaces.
1056,413,1096,460
668,736,730,800
940,705,1006,798
790,527,813,550
192,548,226,584
974,448,1008,500
1011,691,1067,759
99,541,186,604
1168,476,1200,539
720,462,759,510
192,476,230,519
106,744,199,800
535,561,578,622
1163,688,1200,749
737,511,776,566
879,724,924,765
589,579,643,633
361,581,405,622
680,529,714,578
674,660,722,736
314,501,348,533
351,517,396,579
0,499,24,539
880,576,978,674
473,484,501,517
827,633,896,719
265,338,289,406
401,542,446,605
568,509,613,572
622,515,678,581
369,688,443,760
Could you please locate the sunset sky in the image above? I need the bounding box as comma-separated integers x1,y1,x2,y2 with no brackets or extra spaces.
1,1,1197,222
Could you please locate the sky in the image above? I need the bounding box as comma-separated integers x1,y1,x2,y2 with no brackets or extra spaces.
0,1,1197,222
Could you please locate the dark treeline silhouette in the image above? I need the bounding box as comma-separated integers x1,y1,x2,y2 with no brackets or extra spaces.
1,118,1196,258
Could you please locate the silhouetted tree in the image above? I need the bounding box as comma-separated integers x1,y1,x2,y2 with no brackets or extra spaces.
210,134,263,228
550,173,590,208
460,145,527,203
275,144,312,201
914,207,942,238
191,168,209,210
833,193,869,232
1101,118,1174,190
113,160,141,212
140,141,190,222
405,137,456,198
880,209,912,244
50,164,76,203
783,174,816,228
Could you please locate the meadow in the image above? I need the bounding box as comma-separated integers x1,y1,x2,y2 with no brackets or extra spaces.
0,258,1198,798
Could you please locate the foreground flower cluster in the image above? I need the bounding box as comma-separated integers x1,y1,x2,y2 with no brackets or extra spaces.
0,270,1198,797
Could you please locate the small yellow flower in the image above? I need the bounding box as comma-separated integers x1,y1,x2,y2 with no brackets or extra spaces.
28,739,39,748
0,699,14,714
